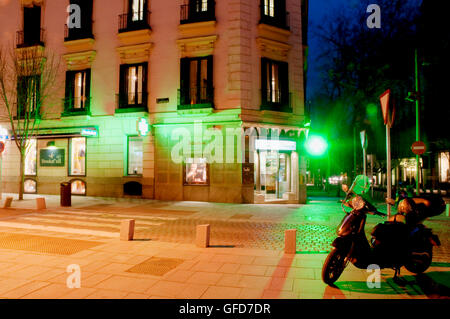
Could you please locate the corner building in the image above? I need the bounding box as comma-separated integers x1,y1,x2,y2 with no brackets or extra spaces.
0,0,308,204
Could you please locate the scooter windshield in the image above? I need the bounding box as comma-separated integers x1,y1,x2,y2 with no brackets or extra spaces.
350,175,371,195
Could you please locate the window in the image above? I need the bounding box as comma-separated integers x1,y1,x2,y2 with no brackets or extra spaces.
17,75,40,118
131,0,146,21
439,152,449,183
71,180,86,195
65,0,93,40
261,58,290,112
127,136,143,175
260,0,289,29
18,5,43,48
25,139,37,176
181,0,215,24
64,69,91,114
179,56,213,109
184,158,208,185
69,137,86,176
24,179,37,194
119,63,148,109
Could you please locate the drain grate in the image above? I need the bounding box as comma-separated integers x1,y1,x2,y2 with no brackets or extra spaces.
230,214,253,220
126,257,184,276
0,232,101,255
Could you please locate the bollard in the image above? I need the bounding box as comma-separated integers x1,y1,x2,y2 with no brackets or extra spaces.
3,197,13,208
284,229,297,254
446,204,450,217
36,197,46,210
120,219,135,241
196,224,210,248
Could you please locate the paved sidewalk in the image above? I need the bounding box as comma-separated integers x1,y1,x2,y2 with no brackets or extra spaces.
0,193,448,299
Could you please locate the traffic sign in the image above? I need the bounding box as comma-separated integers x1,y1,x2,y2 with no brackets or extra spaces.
411,141,426,155
0,141,4,154
360,130,367,149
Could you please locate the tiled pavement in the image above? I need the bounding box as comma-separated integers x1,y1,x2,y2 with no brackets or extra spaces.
0,193,448,299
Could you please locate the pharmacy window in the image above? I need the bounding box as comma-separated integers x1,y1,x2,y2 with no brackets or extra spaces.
69,137,86,176
184,158,209,185
128,136,143,176
25,138,37,176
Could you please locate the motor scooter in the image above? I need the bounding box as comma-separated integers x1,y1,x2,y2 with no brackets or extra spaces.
322,175,441,286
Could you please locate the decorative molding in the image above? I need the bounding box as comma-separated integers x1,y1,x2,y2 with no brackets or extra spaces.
21,0,43,7
116,43,153,64
256,37,291,61
257,23,291,43
177,35,218,58
63,50,97,70
117,29,152,46
178,21,216,38
64,38,95,53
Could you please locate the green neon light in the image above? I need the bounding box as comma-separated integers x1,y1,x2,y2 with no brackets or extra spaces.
137,118,150,136
305,135,328,157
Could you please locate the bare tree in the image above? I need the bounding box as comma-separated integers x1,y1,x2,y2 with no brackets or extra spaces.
0,46,61,200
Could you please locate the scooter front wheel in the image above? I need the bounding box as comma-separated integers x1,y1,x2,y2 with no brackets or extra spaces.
322,248,347,285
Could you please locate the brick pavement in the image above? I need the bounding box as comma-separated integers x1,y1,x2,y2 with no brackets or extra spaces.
0,193,448,299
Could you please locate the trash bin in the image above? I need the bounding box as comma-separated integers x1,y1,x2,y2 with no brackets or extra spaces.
60,182,71,207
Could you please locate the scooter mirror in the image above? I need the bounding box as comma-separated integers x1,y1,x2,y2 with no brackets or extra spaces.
342,184,349,193
386,198,396,206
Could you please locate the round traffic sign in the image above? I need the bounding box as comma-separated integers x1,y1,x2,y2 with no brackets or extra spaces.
0,141,5,154
411,141,426,155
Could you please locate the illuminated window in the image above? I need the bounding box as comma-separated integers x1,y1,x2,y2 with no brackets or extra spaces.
181,0,215,24
131,0,145,21
119,63,147,108
25,138,37,176
184,158,208,185
71,179,86,195
24,179,37,194
69,137,86,176
264,0,275,17
65,69,90,113
261,58,290,112
180,56,213,108
439,152,449,183
128,136,143,175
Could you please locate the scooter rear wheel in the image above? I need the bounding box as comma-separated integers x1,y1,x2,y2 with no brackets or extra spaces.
322,248,347,285
404,246,432,274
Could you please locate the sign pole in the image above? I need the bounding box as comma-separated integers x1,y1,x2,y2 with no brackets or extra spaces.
414,49,421,196
386,125,391,218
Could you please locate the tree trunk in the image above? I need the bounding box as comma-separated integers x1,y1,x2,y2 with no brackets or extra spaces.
19,150,25,200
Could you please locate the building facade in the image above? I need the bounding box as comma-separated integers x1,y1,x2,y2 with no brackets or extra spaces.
0,0,308,204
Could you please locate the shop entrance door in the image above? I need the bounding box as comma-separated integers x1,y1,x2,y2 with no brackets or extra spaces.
260,151,290,200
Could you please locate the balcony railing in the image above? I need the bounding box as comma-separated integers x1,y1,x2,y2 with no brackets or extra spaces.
180,0,215,24
116,92,148,110
259,9,290,30
16,29,45,48
178,86,214,110
261,90,292,112
64,24,94,42
62,97,91,115
118,11,151,33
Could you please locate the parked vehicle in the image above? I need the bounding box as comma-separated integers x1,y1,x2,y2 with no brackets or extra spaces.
322,175,443,285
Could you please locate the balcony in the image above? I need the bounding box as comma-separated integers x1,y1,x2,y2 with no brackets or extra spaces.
16,29,45,48
116,92,148,113
62,97,91,117
180,0,216,24
118,11,151,33
64,24,94,42
261,90,292,113
259,9,290,30
178,86,214,110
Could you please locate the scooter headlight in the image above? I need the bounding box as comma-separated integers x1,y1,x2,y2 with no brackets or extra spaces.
351,196,365,211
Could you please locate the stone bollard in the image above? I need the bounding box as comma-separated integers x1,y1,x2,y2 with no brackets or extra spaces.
120,219,135,241
3,197,13,208
196,224,210,248
284,229,297,254
36,197,46,210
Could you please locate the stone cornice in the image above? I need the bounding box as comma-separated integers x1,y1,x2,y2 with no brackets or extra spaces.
177,35,218,58
116,43,153,64
256,37,291,61
63,50,97,70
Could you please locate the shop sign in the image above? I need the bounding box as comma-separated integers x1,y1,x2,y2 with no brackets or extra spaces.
81,127,98,137
255,139,296,151
40,148,65,167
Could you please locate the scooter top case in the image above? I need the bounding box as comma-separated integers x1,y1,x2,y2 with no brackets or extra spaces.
398,195,446,224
